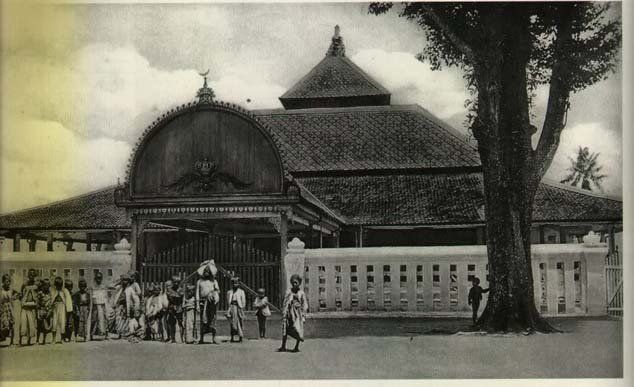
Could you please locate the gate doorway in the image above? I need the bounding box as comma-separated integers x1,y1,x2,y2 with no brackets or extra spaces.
605,245,622,318
141,233,281,310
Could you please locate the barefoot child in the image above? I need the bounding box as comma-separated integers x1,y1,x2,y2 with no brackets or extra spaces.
19,269,38,346
145,285,164,341
165,276,184,343
278,274,308,353
63,279,75,342
50,276,73,344
253,288,271,339
0,274,18,345
468,277,489,326
90,272,109,340
226,277,245,343
73,278,91,342
36,278,52,345
182,285,197,344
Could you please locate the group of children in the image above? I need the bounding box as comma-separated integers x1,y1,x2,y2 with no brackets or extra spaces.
0,269,110,346
0,264,309,352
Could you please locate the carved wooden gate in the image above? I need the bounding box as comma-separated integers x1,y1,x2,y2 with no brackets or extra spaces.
605,247,622,318
141,234,280,310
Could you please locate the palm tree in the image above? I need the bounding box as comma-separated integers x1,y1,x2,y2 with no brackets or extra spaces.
560,146,607,191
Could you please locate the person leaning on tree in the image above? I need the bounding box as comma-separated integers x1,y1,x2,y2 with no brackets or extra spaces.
468,277,489,326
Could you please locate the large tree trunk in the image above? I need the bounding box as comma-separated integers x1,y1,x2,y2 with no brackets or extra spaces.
472,6,556,333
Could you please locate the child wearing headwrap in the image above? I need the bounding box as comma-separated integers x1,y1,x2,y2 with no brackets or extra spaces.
278,274,308,353
182,284,197,344
50,276,73,344
73,278,91,342
226,277,246,343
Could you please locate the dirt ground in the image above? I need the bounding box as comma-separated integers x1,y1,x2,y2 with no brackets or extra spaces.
0,316,622,380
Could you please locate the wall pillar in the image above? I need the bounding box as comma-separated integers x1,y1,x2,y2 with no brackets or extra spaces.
559,225,566,244
13,233,20,252
279,211,289,292
27,238,37,252
47,233,54,251
284,237,306,290
86,232,92,251
539,225,546,244
608,224,616,255
130,219,139,271
475,227,485,245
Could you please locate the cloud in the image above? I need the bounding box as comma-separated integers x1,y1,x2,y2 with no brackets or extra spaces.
1,119,131,212
544,122,622,196
352,49,470,120
1,43,288,212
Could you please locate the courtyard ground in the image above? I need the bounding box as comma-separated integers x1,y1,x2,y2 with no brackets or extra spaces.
0,316,622,380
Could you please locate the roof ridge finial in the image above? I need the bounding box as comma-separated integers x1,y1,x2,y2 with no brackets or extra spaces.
197,69,215,104
326,25,345,57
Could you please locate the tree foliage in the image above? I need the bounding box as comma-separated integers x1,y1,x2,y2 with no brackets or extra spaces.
370,2,621,151
561,146,607,191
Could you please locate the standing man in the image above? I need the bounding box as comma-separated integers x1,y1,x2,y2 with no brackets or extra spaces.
196,266,220,344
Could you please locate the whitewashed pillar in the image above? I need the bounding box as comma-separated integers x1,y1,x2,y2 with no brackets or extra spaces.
284,237,306,289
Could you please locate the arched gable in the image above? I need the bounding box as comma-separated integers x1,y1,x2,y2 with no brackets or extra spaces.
127,102,285,198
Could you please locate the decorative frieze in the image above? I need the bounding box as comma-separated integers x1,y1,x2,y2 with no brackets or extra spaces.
132,205,281,216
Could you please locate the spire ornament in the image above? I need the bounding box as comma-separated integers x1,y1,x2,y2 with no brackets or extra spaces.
197,69,215,104
326,25,345,57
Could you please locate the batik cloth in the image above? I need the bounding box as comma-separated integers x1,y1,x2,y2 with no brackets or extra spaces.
281,289,308,341
0,289,15,340
182,297,197,343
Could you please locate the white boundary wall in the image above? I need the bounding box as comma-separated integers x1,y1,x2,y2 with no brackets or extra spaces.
0,240,131,288
285,239,608,317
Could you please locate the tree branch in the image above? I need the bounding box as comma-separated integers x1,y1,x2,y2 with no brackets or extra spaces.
532,5,576,187
420,4,477,64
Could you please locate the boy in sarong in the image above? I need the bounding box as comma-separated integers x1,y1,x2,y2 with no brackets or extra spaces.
196,266,220,344
73,278,91,341
278,274,308,353
145,285,164,341
253,288,271,339
182,284,197,344
19,269,38,346
91,272,109,340
226,277,245,343
165,276,184,343
50,276,73,344
63,279,75,341
36,278,52,345
1,274,18,345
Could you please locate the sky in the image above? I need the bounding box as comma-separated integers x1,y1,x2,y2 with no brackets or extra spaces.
0,2,623,213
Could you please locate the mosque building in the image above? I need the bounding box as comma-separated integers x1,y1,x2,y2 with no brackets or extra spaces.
0,27,622,303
